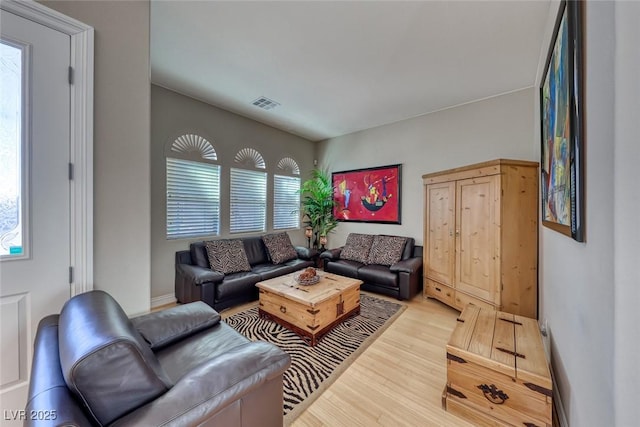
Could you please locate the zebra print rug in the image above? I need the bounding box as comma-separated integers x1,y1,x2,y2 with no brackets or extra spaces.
223,294,406,424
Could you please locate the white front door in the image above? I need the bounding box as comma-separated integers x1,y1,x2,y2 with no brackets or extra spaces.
0,9,72,421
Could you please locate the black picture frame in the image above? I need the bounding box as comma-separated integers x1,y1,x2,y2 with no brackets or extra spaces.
540,0,585,242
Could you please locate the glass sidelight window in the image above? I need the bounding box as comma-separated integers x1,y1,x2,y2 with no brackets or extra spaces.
0,40,26,259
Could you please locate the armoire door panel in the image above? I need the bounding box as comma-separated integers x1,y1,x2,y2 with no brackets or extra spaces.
425,182,455,286
455,176,499,303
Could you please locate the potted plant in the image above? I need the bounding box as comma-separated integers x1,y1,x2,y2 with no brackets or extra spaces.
298,169,338,250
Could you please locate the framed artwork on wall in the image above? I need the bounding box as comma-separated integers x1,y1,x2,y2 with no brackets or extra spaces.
540,0,585,242
332,164,401,224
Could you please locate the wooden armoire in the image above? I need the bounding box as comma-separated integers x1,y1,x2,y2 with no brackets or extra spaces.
422,159,539,318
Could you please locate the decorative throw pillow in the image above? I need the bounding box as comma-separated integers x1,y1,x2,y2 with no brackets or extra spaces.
366,235,407,266
340,233,374,264
262,232,298,264
205,239,251,274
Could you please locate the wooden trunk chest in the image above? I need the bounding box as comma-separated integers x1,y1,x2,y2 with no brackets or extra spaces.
256,272,361,346
445,305,552,427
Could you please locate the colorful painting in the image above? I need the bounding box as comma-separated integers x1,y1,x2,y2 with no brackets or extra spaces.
332,164,401,224
540,0,584,242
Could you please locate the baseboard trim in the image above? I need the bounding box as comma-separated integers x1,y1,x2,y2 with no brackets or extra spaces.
541,326,569,427
551,367,569,427
151,293,177,309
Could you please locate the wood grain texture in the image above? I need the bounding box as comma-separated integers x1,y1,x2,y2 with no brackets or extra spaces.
499,164,539,318
455,176,499,303
291,293,475,427
161,290,555,426
514,315,552,389
445,306,552,427
257,272,361,345
256,271,361,306
424,181,456,287
423,159,539,318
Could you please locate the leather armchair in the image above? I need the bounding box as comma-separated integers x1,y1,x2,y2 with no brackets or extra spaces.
25,290,290,427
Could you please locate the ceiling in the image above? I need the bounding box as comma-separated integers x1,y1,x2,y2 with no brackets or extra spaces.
151,1,551,142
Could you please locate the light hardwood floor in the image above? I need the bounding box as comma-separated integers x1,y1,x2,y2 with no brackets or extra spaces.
289,292,474,427
160,293,474,426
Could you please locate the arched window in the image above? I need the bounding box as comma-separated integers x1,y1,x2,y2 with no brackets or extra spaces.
230,148,267,233
273,157,300,230
165,134,220,239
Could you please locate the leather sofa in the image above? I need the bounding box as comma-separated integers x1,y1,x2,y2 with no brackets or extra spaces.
175,235,317,311
321,233,423,300
25,290,290,427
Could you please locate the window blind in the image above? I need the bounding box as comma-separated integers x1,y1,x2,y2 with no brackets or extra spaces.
166,158,220,239
273,175,300,230
230,168,267,233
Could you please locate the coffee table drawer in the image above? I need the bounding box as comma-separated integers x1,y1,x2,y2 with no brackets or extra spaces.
259,290,316,332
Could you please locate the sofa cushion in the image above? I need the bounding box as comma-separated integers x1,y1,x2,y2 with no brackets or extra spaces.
58,291,171,426
367,235,407,266
251,263,293,281
216,272,261,301
283,258,315,270
262,232,297,264
243,236,270,266
341,233,374,264
156,322,250,383
358,264,399,288
324,259,362,279
205,239,252,274
131,302,221,351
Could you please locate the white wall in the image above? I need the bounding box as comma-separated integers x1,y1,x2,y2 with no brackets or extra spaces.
41,0,151,315
150,85,315,300
539,3,640,424
614,1,640,424
317,88,537,247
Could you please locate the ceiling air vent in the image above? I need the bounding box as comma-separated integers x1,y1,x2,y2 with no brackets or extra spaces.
252,96,280,111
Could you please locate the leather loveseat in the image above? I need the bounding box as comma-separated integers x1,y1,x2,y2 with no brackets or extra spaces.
321,233,423,300
175,234,317,311
25,290,290,427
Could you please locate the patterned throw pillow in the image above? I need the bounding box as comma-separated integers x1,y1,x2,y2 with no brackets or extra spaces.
262,232,298,265
366,235,407,266
340,233,374,264
205,239,251,274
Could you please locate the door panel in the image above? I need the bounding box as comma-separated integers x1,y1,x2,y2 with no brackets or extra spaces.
455,176,499,303
425,182,455,286
0,10,71,419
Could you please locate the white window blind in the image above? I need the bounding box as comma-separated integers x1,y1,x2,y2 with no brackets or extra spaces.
166,158,220,239
230,168,267,233
273,175,300,230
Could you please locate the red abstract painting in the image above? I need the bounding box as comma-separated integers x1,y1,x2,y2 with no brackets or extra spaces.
332,164,401,224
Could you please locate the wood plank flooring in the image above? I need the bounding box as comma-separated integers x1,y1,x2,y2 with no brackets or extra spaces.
158,289,560,426
289,292,474,427
163,292,474,426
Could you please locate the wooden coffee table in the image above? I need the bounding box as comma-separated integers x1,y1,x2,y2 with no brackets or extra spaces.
256,271,362,346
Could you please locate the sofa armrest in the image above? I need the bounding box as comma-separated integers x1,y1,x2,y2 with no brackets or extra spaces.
320,247,343,260
176,263,224,285
175,249,192,265
390,257,423,274
294,246,319,261
131,302,221,350
26,316,95,427
111,342,291,427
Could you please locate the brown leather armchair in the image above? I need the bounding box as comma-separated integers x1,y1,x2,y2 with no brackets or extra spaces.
25,290,290,426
